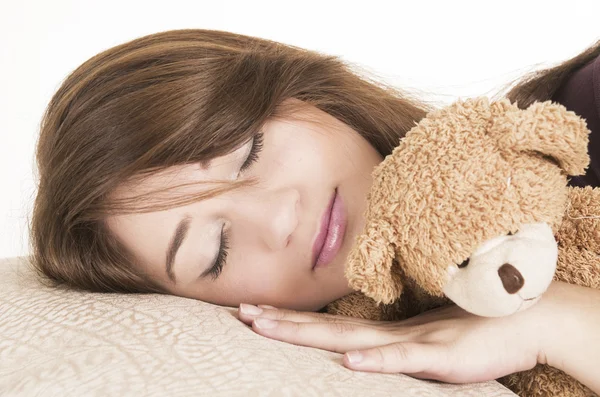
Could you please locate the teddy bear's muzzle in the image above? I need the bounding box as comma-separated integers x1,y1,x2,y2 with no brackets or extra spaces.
442,223,558,317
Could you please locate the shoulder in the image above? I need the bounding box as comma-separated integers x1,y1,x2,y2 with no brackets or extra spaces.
552,53,599,121
552,54,600,187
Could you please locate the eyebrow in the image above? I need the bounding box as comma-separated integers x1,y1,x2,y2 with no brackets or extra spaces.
165,214,192,283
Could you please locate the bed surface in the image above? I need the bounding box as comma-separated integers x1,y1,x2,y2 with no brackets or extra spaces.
0,256,517,396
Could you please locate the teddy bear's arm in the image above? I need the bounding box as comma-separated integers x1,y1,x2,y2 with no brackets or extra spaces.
558,187,600,255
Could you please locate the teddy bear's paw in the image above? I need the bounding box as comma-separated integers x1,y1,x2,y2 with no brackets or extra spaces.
559,186,600,254
324,292,387,321
500,364,595,397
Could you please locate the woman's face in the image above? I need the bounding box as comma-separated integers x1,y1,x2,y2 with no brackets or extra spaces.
106,99,383,311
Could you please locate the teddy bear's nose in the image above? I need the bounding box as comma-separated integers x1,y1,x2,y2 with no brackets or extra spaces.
498,263,524,294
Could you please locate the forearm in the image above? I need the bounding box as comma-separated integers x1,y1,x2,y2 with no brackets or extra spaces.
538,281,600,394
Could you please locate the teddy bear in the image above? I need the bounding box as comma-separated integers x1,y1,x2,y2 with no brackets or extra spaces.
325,97,600,397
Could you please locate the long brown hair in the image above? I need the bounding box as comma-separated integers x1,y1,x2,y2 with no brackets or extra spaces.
29,29,599,294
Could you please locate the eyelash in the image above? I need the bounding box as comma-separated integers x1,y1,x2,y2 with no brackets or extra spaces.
208,133,264,280
208,226,229,280
239,132,264,172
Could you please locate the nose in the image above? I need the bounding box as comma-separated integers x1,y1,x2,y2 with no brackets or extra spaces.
498,263,524,294
240,187,300,250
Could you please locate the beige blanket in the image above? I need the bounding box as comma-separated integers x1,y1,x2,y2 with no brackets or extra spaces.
0,256,516,396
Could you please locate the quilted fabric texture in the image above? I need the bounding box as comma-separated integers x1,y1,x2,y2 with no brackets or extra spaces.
0,256,516,397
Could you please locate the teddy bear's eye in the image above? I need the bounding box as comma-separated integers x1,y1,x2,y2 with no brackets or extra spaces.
458,258,470,268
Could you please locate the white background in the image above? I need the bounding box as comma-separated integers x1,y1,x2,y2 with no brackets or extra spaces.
1,0,599,259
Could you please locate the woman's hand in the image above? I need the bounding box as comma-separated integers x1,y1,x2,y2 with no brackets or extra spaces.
236,294,550,384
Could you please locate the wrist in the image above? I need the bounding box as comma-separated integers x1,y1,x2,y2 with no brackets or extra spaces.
529,281,600,394
532,281,568,368
534,281,599,371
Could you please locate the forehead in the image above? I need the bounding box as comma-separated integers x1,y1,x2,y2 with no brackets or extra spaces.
104,161,232,257
108,138,252,205
104,165,200,248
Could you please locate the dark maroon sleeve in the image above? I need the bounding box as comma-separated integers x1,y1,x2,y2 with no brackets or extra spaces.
551,54,600,188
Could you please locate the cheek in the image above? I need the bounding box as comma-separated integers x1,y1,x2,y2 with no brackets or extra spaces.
224,259,291,301
266,129,329,172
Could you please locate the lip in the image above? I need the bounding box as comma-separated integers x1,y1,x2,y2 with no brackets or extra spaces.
312,188,347,270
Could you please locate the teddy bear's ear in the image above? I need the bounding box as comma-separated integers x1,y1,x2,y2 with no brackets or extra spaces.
344,221,403,304
489,99,591,175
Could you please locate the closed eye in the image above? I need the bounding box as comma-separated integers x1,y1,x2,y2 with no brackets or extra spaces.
240,132,264,172
201,225,228,281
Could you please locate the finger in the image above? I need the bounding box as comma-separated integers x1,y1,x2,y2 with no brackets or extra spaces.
343,342,445,378
237,304,384,327
251,318,396,353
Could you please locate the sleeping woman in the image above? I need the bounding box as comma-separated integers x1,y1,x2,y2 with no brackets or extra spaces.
30,29,600,394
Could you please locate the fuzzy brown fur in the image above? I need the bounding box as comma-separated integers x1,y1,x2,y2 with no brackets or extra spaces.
326,97,600,397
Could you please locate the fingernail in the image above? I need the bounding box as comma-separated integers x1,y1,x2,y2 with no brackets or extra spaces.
254,317,278,329
257,304,278,310
346,351,363,364
240,303,263,315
